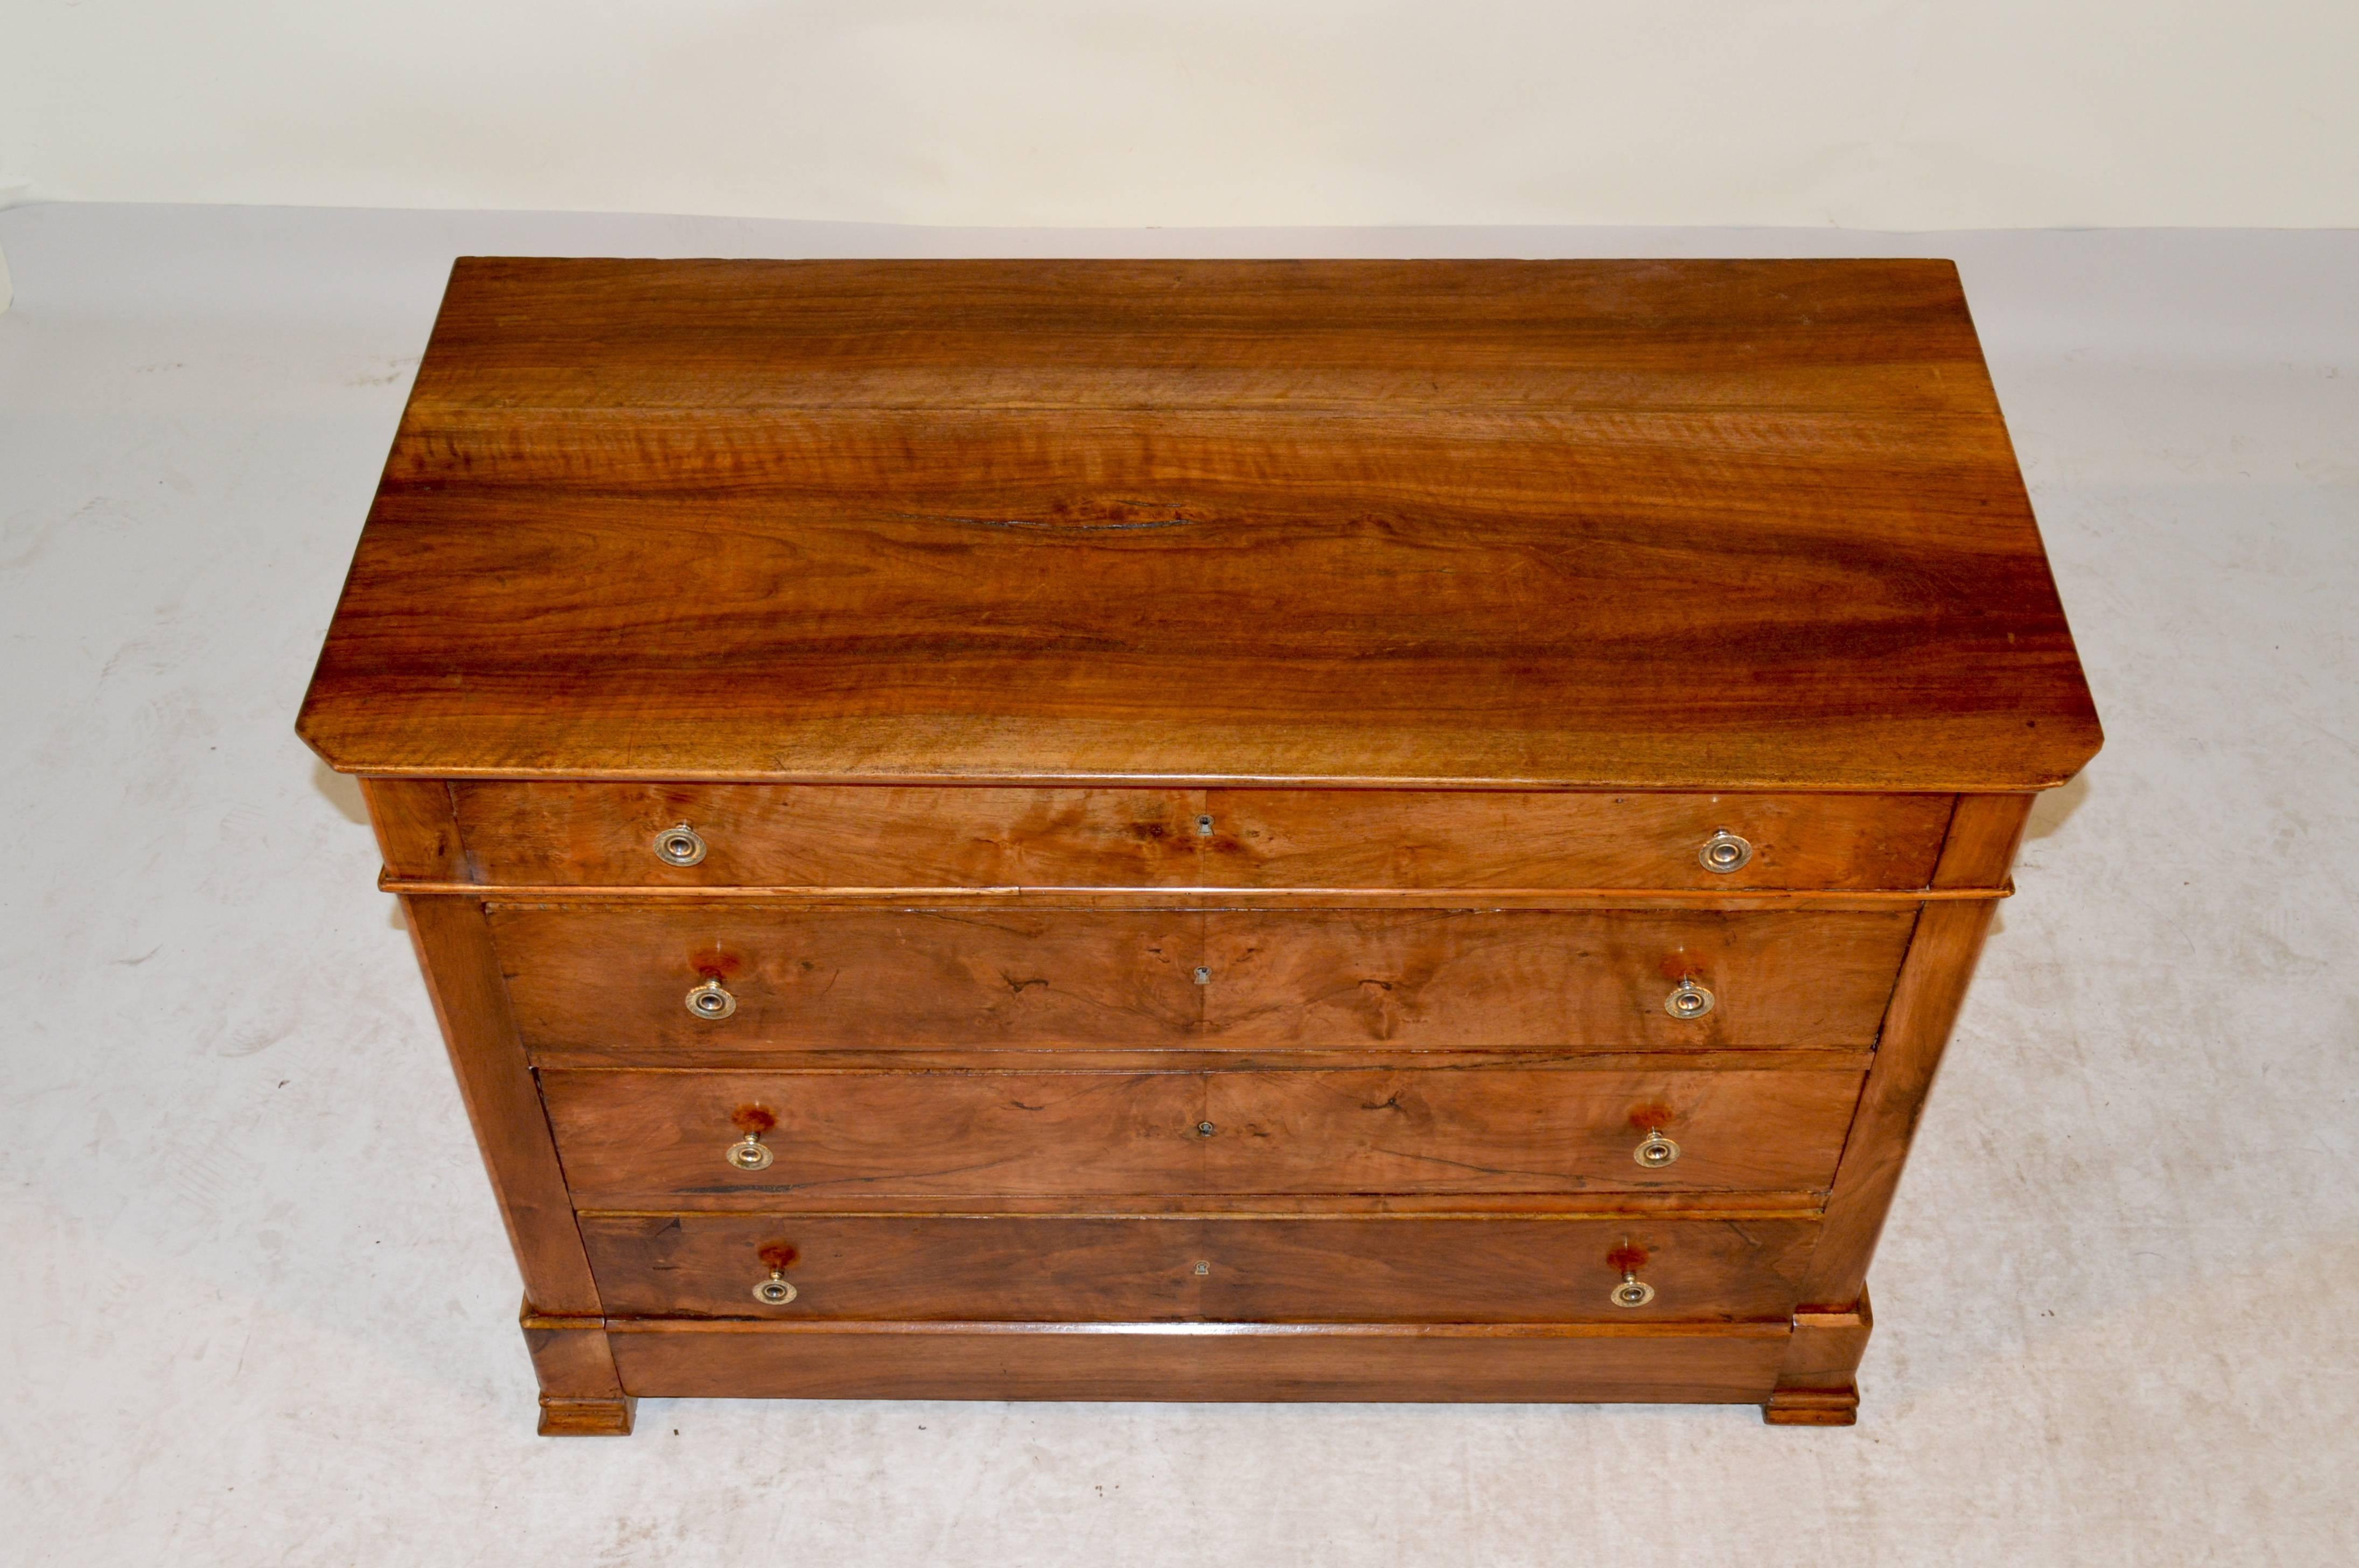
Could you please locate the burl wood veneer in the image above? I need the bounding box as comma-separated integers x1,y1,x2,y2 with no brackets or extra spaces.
298,259,2099,1433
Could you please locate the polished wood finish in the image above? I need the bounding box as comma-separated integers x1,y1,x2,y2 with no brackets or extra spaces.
359,778,466,881
1204,790,1953,891
491,905,1914,1054
1198,910,1915,1048
604,1319,1791,1403
520,1303,633,1436
453,782,1199,888
578,1212,1818,1322
449,781,1951,892
397,880,2001,910
1767,1287,1872,1426
400,897,602,1314
1798,795,2034,1311
296,260,2100,792
302,261,2098,1429
493,906,1199,1051
540,1065,1864,1206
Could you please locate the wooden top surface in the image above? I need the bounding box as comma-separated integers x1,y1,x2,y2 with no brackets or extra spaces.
297,258,2100,789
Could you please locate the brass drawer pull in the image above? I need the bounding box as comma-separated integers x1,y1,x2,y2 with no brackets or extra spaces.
1633,1130,1681,1168
653,821,708,866
1664,978,1715,1019
1698,829,1752,873
1610,1270,1656,1308
753,1243,799,1305
686,978,738,1020
727,1107,777,1171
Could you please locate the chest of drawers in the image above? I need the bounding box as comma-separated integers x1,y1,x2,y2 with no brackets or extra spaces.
298,258,2099,1433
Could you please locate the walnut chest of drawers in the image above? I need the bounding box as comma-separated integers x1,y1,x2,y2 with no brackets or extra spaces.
297,257,2101,1433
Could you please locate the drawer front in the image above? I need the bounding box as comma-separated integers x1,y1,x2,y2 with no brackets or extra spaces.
1199,909,1915,1048
580,1213,1819,1324
450,782,1950,892
496,907,1201,1051
453,783,1199,888
541,1066,1866,1206
493,907,1915,1053
1203,789,1951,891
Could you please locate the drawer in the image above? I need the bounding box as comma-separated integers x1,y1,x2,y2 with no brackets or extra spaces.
450,782,1951,891
1203,789,1952,891
453,783,1200,888
579,1212,1820,1324
498,908,1201,1051
1197,910,1915,1048
493,907,1916,1054
541,1065,1867,1206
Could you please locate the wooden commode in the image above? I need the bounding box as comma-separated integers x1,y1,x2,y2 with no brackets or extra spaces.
297,258,2100,1433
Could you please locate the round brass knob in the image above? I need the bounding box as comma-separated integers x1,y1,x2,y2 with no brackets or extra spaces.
1610,1270,1656,1309
1634,1130,1681,1168
686,978,737,1020
1698,829,1752,874
653,822,708,867
727,1132,773,1171
1664,979,1715,1020
752,1271,798,1306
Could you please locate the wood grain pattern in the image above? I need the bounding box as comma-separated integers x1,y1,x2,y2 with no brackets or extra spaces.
303,261,2103,1427
539,1065,1865,1206
1767,1287,1872,1425
395,881,2001,911
397,897,604,1315
1199,910,1917,1048
448,781,1951,892
295,259,2102,790
491,906,1914,1053
359,778,465,881
1798,794,2036,1308
524,1045,1875,1076
519,1301,630,1434
1204,790,1952,891
604,1318,1790,1403
493,906,1200,1051
579,1212,1819,1323
452,782,1201,887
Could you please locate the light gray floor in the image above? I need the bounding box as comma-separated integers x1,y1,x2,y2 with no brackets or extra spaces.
2,205,2353,1566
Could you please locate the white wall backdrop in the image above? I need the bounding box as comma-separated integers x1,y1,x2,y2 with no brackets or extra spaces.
3,0,2355,227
